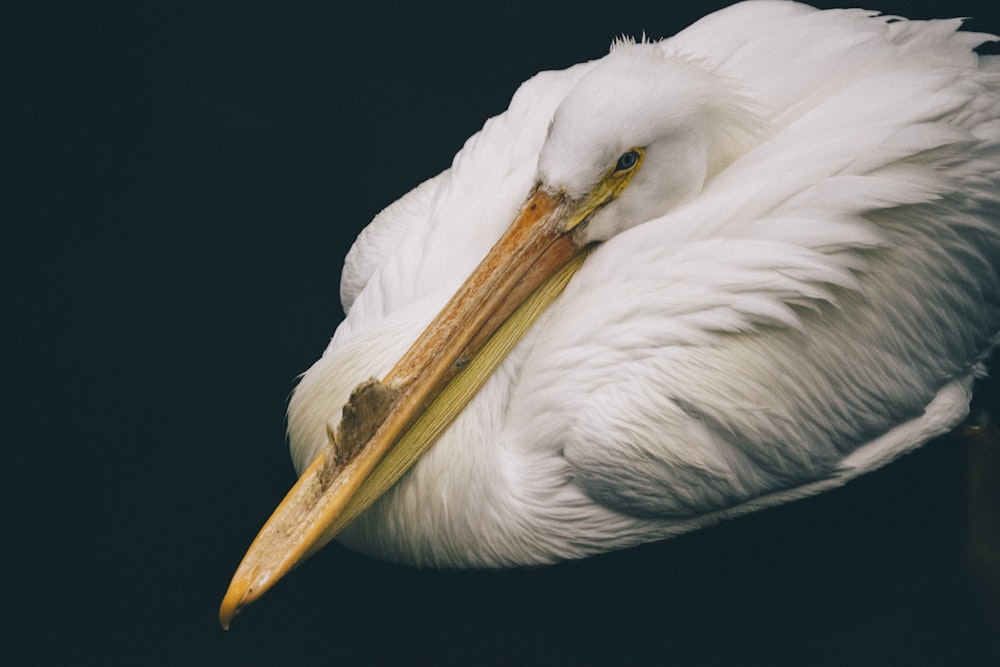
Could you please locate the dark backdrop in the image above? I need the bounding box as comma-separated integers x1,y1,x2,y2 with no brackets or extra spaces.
6,1,1000,664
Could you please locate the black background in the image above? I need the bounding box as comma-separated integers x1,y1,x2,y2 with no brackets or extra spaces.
6,1,1000,664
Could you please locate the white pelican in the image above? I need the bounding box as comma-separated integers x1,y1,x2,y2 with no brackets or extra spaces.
220,1,1000,626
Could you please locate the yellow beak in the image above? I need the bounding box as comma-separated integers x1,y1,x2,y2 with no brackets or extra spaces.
219,186,597,628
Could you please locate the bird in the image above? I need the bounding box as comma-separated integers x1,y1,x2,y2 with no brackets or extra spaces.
220,0,1000,626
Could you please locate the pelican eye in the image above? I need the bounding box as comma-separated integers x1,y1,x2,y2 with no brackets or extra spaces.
614,150,640,172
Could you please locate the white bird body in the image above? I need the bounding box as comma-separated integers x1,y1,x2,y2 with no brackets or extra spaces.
285,1,1000,569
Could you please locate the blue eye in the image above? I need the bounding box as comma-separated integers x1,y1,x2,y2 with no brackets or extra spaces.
615,150,640,172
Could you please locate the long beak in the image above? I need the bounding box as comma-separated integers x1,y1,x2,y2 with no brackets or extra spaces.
219,186,594,628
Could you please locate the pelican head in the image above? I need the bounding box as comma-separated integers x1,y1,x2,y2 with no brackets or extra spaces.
539,44,759,242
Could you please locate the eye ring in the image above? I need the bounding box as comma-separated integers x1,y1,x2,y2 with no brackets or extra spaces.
614,150,640,172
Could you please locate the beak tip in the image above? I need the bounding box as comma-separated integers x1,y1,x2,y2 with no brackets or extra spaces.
219,576,252,630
